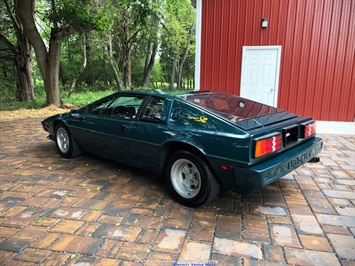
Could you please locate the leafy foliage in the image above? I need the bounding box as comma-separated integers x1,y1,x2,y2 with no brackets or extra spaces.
160,0,195,89
0,11,13,98
0,0,196,110
48,0,113,32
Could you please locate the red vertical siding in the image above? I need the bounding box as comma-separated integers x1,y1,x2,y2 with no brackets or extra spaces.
304,0,323,120
342,0,355,121
225,0,237,93
233,0,246,94
200,0,355,121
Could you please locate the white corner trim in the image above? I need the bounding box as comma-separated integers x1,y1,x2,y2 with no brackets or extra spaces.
316,121,355,135
194,0,202,91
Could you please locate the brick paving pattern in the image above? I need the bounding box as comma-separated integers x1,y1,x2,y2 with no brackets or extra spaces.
0,117,354,265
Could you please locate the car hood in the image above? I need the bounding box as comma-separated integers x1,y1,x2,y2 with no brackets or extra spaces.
42,113,68,122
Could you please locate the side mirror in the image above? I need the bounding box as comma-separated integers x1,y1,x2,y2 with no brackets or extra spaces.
70,110,84,119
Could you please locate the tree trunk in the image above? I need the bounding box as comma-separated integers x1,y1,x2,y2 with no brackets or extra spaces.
68,34,88,97
17,0,59,105
59,62,67,86
127,56,132,90
108,35,122,91
17,0,48,85
3,0,35,101
17,0,76,107
15,50,34,101
177,23,194,89
15,31,34,101
169,55,178,90
123,44,132,89
142,38,158,88
102,46,108,85
121,8,132,90
45,29,61,106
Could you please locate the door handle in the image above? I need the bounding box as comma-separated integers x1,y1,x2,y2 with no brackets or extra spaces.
121,125,127,132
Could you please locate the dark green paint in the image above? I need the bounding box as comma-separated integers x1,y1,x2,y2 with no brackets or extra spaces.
42,91,323,194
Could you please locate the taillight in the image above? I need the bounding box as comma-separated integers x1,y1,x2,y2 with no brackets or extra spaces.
302,121,316,138
254,134,283,158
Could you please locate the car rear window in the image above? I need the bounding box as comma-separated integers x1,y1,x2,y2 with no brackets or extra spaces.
178,92,282,122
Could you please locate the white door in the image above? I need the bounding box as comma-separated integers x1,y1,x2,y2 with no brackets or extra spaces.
240,46,282,107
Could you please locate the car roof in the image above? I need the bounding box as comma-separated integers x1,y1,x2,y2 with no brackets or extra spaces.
113,89,179,97
113,89,204,98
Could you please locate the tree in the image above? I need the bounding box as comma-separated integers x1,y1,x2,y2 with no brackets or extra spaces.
67,34,88,97
16,0,111,106
2,0,197,106
60,31,115,91
108,33,123,90
1,0,34,101
160,0,195,89
177,22,194,89
109,0,162,89
141,0,162,88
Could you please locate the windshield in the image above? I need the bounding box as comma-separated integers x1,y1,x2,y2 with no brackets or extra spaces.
178,92,282,122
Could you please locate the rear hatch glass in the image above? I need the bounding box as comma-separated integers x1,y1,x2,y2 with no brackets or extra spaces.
178,92,297,130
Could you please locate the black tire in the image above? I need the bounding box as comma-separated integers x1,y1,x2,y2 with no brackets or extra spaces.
55,123,81,158
165,150,220,207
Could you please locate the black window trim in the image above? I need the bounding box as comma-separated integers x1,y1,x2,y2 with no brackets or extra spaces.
139,96,165,123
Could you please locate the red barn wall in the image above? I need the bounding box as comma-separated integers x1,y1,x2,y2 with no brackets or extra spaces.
200,0,355,121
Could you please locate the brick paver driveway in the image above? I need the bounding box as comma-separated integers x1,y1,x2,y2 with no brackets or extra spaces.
0,117,354,265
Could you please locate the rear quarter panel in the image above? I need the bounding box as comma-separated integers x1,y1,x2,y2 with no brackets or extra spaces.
167,99,251,164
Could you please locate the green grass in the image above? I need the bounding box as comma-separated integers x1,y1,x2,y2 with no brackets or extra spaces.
0,87,115,111
61,90,116,108
0,85,192,111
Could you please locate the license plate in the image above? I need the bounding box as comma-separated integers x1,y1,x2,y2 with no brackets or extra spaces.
286,144,321,170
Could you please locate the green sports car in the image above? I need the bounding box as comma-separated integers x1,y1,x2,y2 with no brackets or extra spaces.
42,90,323,207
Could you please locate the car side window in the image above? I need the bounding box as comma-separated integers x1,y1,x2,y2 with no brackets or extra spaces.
109,96,144,119
86,95,144,119
141,97,165,123
86,96,116,116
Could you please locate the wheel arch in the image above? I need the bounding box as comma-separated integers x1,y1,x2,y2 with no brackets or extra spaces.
162,141,222,207
54,119,80,146
53,119,75,138
53,120,81,158
160,141,218,179
53,119,66,133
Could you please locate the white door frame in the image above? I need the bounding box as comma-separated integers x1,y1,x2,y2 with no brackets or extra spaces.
240,46,282,107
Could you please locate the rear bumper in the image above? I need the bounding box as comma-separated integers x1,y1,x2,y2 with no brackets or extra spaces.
232,137,323,194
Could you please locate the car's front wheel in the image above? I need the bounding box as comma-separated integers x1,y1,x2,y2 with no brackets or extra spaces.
55,123,81,158
165,150,220,207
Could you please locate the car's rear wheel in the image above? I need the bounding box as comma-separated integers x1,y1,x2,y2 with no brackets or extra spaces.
55,123,81,158
165,150,220,207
